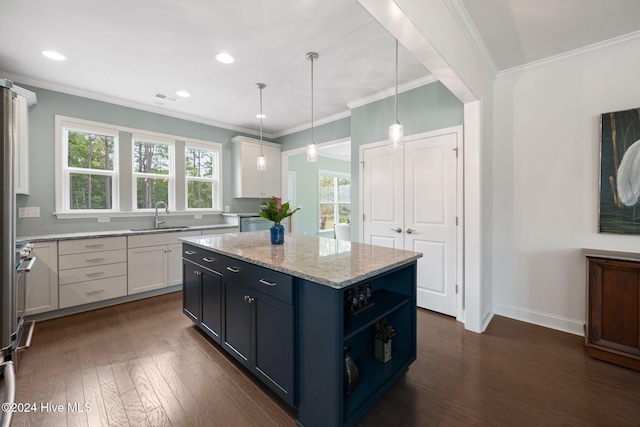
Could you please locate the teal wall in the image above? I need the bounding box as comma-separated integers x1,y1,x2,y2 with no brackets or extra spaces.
279,81,464,241
17,84,269,236
288,154,351,236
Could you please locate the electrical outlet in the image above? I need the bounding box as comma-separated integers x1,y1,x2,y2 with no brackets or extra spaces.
18,207,40,218
194,214,202,219
224,205,230,212
97,217,110,223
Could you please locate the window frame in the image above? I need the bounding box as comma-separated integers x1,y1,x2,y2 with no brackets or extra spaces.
184,139,222,211
318,170,351,232
131,132,175,211
55,117,120,215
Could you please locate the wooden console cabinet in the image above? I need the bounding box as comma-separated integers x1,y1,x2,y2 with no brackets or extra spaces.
585,250,640,371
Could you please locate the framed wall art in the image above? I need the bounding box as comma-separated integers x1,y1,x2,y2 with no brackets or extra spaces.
600,107,640,234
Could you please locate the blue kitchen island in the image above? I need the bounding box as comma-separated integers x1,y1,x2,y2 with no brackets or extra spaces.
181,231,421,427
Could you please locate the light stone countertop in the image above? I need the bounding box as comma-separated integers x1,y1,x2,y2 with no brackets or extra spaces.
19,224,238,243
181,231,423,289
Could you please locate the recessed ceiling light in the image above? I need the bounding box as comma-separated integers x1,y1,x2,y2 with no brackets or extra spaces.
41,50,66,61
176,90,191,98
214,52,234,64
256,114,266,119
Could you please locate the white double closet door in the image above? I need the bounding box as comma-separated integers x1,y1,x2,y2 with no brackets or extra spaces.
362,127,461,317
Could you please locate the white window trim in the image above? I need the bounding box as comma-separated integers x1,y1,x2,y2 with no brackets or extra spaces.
318,169,351,232
131,133,175,211
185,139,223,211
55,116,120,215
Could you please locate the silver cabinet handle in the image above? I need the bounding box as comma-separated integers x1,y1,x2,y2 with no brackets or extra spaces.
85,244,104,248
17,257,36,272
202,257,215,263
86,257,105,262
86,289,105,296
244,296,254,303
184,250,196,255
193,270,201,275
86,271,105,277
226,266,240,273
259,279,276,287
406,228,416,234
390,227,402,233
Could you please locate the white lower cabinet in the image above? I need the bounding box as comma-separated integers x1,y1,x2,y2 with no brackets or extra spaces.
58,237,127,309
127,231,200,295
25,241,58,315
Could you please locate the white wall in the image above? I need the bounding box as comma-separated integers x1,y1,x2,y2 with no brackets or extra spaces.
493,37,640,335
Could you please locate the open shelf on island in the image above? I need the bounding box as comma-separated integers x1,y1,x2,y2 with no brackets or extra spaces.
344,289,410,341
343,348,412,424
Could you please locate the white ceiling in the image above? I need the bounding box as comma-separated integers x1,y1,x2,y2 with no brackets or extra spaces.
2,0,640,137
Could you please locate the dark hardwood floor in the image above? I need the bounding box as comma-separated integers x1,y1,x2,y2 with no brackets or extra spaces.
8,292,640,426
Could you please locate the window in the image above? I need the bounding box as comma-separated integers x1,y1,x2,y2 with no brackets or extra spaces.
319,172,351,231
60,121,119,212
185,142,221,210
132,134,174,210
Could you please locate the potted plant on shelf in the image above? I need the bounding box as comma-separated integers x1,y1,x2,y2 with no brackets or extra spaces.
373,317,396,363
259,196,300,245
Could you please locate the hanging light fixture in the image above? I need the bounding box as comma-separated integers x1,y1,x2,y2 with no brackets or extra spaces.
256,83,267,171
389,39,404,148
306,52,319,162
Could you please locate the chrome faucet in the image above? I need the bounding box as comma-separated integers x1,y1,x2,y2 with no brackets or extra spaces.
154,201,169,229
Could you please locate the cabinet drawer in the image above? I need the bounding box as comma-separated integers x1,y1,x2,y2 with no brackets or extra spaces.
59,262,127,285
183,244,221,272
222,256,292,304
59,249,126,270
59,276,127,308
59,237,126,255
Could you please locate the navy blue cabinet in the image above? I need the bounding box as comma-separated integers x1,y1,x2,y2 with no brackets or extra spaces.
201,270,222,344
222,276,252,365
182,261,201,323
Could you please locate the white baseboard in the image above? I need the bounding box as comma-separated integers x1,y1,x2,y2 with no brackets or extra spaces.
493,303,585,337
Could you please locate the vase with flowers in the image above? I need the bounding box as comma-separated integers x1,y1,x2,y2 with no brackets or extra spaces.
373,317,396,363
259,196,300,245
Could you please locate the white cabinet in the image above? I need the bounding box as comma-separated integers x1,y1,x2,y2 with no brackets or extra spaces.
231,136,281,198
25,241,58,315
15,94,30,195
58,237,127,308
127,231,200,294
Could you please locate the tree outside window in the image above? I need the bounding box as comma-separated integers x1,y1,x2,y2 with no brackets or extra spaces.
133,137,173,209
186,145,218,209
65,128,117,210
319,173,350,231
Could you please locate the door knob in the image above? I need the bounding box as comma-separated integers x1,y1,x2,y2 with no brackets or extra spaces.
406,228,416,234
390,227,402,233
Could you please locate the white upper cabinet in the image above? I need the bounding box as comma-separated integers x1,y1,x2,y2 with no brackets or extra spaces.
231,136,282,198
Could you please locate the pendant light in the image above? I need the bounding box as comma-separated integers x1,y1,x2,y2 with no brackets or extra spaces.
256,83,267,171
389,39,404,148
306,52,319,162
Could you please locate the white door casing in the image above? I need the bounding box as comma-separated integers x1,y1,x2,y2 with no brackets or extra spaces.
361,127,461,317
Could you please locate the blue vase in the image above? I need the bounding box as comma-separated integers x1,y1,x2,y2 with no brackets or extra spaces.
270,222,285,245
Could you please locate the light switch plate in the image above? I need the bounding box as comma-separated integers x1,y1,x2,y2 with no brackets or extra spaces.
97,216,110,223
18,207,40,218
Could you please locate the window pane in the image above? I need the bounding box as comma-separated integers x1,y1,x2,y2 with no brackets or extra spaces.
319,176,335,203
67,131,115,170
133,141,170,175
338,203,351,224
69,173,113,209
338,178,350,203
319,203,334,230
187,181,213,209
136,177,169,209
186,148,214,178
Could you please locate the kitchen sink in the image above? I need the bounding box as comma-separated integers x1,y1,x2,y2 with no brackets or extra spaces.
129,226,191,232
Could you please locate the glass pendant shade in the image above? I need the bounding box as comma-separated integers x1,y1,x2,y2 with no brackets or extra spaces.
256,83,267,171
389,121,404,149
306,143,318,162
257,154,267,171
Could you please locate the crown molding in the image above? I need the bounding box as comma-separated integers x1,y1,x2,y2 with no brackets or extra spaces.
443,0,499,80
346,75,438,110
497,30,640,77
0,70,273,139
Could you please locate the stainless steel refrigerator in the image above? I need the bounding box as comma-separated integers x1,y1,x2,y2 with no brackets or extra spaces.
0,79,18,427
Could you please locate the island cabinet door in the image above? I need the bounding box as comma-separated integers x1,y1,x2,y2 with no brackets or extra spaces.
223,277,252,367
201,270,222,344
182,261,201,324
252,289,294,406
